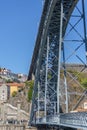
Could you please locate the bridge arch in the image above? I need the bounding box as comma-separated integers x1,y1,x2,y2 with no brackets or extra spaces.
28,0,87,129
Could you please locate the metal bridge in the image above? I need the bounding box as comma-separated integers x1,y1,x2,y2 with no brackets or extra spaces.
28,0,87,129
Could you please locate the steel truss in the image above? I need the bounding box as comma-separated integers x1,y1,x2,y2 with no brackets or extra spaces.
29,0,87,128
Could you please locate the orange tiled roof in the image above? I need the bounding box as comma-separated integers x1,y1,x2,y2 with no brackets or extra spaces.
0,82,25,87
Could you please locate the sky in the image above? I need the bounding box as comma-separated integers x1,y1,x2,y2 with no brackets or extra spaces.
0,0,87,75
0,0,43,74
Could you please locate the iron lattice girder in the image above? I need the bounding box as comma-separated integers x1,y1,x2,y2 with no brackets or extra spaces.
29,0,81,125
30,0,85,130
28,0,78,80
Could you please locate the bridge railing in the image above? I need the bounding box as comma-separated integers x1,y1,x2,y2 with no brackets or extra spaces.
35,112,87,129
36,114,60,125
60,112,87,128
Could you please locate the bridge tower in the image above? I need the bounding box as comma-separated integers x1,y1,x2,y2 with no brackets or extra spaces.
28,0,87,129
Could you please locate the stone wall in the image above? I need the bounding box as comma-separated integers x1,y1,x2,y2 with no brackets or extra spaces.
0,124,25,130
0,102,29,121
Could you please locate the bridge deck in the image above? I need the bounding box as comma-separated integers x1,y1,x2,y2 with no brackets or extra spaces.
35,112,87,129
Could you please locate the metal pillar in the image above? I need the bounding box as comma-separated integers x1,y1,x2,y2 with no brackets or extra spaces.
62,42,68,113
57,0,63,114
45,36,49,120
82,0,87,63
38,82,40,120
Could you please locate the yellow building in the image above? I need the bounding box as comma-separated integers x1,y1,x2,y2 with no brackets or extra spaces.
6,83,24,96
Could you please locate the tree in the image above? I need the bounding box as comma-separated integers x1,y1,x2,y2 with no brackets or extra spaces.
25,80,34,102
12,91,17,97
28,86,33,102
6,79,13,83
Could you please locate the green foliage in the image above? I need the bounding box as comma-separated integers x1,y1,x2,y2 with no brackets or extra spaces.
28,87,33,102
0,76,2,79
12,91,17,97
6,79,13,83
25,80,34,102
68,69,87,84
13,78,20,83
81,78,87,89
48,73,52,80
25,81,30,88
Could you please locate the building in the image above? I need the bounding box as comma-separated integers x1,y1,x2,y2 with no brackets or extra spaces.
0,84,10,102
18,73,27,82
0,67,27,83
8,83,24,96
0,68,11,75
0,83,24,100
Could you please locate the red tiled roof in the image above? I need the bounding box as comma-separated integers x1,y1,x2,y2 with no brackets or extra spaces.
0,83,24,87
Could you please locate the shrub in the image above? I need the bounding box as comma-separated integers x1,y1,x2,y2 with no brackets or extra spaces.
12,91,17,97
27,80,34,102
81,78,87,89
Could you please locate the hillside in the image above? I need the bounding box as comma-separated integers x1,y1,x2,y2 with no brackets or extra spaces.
7,80,34,113
60,64,87,112
7,91,30,113
6,64,87,113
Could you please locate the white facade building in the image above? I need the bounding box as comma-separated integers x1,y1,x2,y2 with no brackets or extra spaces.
0,84,10,102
